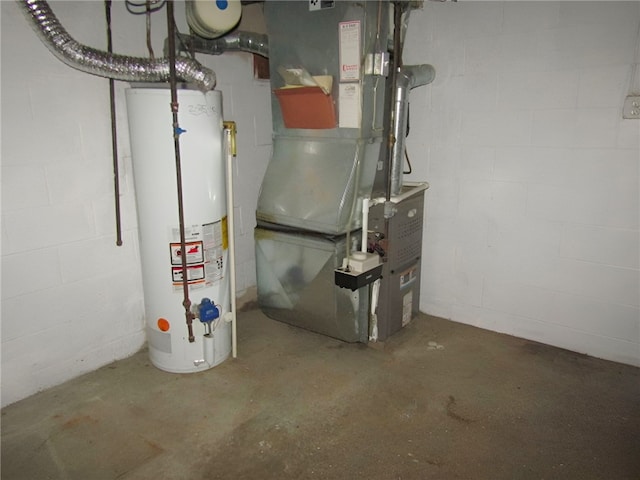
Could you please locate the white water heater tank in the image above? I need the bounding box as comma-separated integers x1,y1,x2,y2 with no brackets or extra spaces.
125,87,231,373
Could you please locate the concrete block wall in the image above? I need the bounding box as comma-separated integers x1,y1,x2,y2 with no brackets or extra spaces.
404,2,640,366
1,1,271,406
2,1,142,407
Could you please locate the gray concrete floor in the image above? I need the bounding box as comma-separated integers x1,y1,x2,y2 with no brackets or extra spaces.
2,305,639,480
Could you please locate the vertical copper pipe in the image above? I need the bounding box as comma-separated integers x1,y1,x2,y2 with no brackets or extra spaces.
167,0,195,342
104,0,123,246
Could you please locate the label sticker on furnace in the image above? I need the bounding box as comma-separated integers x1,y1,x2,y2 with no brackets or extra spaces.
339,20,361,82
339,83,361,129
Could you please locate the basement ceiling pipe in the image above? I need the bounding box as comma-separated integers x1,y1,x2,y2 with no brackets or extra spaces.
175,31,269,58
17,0,216,91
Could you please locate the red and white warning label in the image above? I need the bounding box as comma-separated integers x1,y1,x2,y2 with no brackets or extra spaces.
169,220,226,291
171,264,205,283
339,20,361,82
170,241,204,266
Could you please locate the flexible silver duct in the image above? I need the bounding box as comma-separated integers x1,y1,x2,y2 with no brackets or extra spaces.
18,0,216,91
390,64,436,196
175,31,269,58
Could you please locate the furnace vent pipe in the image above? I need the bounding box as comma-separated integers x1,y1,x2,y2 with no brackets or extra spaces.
390,64,435,196
175,31,269,58
18,0,216,91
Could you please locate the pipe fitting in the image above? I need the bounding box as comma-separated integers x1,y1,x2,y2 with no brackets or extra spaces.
390,64,435,196
397,64,436,90
174,31,269,58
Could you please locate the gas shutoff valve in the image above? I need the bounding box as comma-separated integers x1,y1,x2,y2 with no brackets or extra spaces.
197,298,220,323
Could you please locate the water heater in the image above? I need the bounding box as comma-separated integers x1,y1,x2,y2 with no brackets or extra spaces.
125,87,231,373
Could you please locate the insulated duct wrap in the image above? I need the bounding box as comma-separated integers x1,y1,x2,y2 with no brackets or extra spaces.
18,0,216,91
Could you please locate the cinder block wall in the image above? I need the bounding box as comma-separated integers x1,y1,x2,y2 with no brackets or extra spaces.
404,2,640,366
0,0,271,407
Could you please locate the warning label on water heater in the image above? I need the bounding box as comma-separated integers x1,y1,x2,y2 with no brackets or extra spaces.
170,241,204,265
169,220,226,291
171,264,205,283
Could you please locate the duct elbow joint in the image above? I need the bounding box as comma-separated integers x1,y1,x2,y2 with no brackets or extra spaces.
398,64,436,90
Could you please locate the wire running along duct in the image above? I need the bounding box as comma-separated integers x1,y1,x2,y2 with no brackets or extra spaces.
17,0,216,91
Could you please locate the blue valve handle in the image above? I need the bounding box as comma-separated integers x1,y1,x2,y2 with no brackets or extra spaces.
198,298,219,323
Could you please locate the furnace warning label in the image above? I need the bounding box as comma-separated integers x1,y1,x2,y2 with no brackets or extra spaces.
399,267,417,288
339,83,361,129
402,291,413,327
339,20,361,82
400,267,417,326
169,220,226,291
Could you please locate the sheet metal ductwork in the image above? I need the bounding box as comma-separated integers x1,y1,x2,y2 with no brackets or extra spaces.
390,64,436,196
175,31,269,58
255,1,435,343
18,0,216,90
